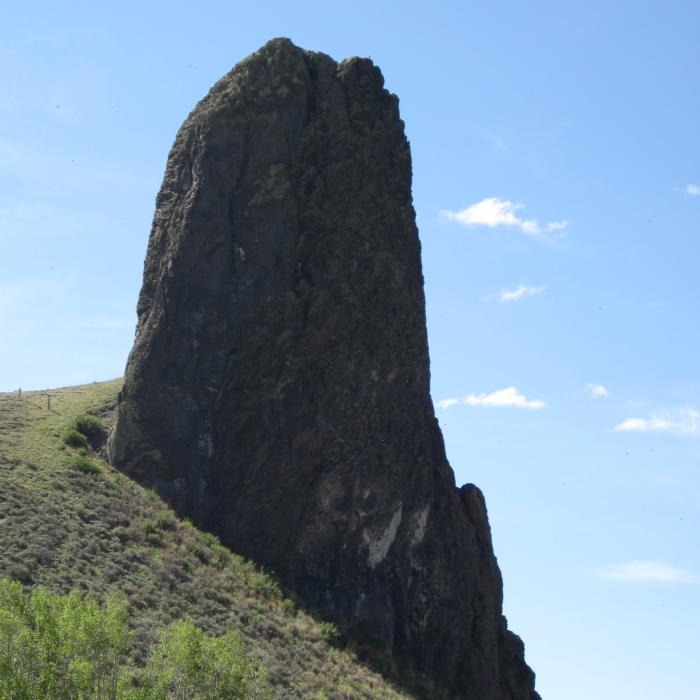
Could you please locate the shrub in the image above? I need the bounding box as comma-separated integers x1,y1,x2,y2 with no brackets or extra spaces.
210,544,232,570
67,455,101,475
190,541,209,563
140,513,177,546
140,519,163,546
200,532,221,548
319,621,340,646
153,511,177,531
62,428,88,449
251,572,282,601
73,414,104,438
141,519,158,537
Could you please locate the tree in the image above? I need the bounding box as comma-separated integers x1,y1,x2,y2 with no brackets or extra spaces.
142,619,270,699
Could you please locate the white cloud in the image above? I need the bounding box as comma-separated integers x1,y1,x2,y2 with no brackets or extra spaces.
440,197,568,238
436,386,545,410
435,397,460,410
585,383,609,399
467,387,545,409
498,285,546,302
592,560,696,583
684,184,700,196
440,198,540,235
614,409,700,436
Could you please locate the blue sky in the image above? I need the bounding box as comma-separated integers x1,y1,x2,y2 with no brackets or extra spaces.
1,2,699,697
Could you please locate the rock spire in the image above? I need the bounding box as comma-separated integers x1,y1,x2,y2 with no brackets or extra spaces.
110,38,538,699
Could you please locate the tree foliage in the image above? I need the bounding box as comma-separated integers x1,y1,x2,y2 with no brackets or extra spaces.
0,579,270,699
140,619,270,700
0,579,128,699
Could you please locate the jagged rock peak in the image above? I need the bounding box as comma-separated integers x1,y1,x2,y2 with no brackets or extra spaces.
109,38,539,699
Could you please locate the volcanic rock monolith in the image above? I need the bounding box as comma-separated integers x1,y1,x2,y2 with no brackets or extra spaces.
109,38,539,699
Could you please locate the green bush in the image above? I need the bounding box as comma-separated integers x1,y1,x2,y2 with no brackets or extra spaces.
200,532,221,548
154,511,177,531
210,544,232,570
141,619,271,699
73,414,104,438
141,519,158,537
67,454,101,475
140,520,162,546
141,512,176,545
319,621,340,646
251,571,282,601
62,428,88,449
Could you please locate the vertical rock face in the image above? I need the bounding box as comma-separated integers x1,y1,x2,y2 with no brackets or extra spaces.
110,38,538,699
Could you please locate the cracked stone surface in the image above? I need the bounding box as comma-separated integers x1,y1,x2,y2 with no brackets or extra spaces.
109,38,539,699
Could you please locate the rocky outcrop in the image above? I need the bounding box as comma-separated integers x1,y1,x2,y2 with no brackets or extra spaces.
109,38,539,699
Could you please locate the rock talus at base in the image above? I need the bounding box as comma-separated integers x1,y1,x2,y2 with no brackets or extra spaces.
109,38,539,699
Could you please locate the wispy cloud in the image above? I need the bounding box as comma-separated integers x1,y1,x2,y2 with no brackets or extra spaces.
614,409,700,436
0,202,80,237
0,279,71,312
585,383,609,399
592,560,696,583
0,279,74,342
25,25,109,50
498,285,547,302
436,386,545,410
478,127,511,154
77,317,135,331
0,138,153,196
439,197,568,238
684,184,700,196
546,220,570,233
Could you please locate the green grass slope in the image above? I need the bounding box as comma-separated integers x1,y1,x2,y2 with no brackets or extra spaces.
0,380,412,699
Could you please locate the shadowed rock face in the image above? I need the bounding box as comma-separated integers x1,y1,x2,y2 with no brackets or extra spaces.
109,38,539,699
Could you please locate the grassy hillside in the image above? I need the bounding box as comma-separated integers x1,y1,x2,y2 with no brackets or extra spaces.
0,380,412,699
